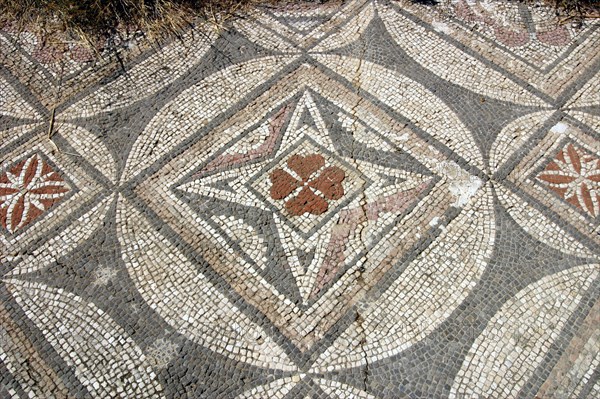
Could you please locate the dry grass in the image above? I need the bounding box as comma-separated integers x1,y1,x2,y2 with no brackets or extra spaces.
551,0,600,16
0,0,598,53
0,0,256,43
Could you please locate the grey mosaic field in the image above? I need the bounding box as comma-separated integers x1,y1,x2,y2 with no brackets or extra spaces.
1,0,599,397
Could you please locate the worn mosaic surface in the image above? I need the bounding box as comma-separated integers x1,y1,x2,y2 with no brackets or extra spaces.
1,0,599,397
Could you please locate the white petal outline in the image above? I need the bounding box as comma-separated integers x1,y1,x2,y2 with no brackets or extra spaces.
0,182,18,189
565,147,580,171
311,183,494,372
5,280,166,398
121,56,296,182
449,264,599,398
116,195,297,371
1,194,19,212
8,195,113,275
0,184,20,207
29,191,69,200
587,185,600,217
17,194,32,230
6,194,26,233
0,194,18,205
60,29,218,119
17,155,35,187
5,170,19,185
574,179,598,217
378,3,548,107
314,54,486,171
28,197,45,211
496,185,596,258
28,178,70,191
28,154,44,187
538,169,579,181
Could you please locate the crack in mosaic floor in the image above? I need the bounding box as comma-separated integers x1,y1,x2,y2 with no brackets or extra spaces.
1,0,599,397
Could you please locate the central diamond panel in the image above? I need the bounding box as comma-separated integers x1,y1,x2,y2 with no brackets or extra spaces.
137,64,464,351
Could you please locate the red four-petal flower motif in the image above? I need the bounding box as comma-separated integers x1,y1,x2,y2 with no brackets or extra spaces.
0,154,71,233
537,143,600,218
270,154,345,216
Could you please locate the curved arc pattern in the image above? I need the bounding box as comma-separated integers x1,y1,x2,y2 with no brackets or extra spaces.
311,183,495,372
116,195,298,372
450,264,599,398
5,280,166,398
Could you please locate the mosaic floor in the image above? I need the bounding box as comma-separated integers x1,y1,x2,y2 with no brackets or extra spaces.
1,0,600,397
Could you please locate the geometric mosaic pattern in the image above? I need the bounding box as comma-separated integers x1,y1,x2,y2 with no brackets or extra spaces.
537,142,600,218
1,0,599,397
0,153,71,234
